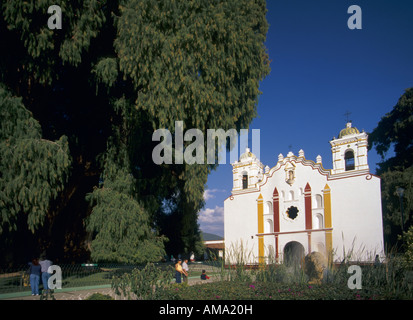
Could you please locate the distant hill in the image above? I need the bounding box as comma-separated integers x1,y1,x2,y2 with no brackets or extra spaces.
201,232,224,241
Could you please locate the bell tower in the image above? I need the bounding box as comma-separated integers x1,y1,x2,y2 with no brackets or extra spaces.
231,148,264,192
330,122,369,175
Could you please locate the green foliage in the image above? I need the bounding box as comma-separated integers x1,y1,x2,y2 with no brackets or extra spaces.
0,86,71,233
369,87,413,247
380,167,413,233
112,262,174,299
256,263,291,284
160,280,402,300
86,140,166,264
86,186,166,264
0,0,270,263
402,225,413,267
93,0,269,259
1,0,106,84
369,87,413,172
162,260,412,300
115,0,270,131
93,57,119,89
85,293,114,300
58,0,106,66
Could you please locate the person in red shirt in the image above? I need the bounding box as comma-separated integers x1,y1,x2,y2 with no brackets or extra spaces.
200,270,210,280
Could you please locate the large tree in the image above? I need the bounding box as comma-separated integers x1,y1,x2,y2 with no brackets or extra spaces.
0,0,270,265
369,87,413,250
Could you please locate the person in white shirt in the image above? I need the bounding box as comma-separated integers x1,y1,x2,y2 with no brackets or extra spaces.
182,259,189,283
39,254,52,293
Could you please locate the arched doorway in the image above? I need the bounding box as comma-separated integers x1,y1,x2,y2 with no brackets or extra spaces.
283,241,305,267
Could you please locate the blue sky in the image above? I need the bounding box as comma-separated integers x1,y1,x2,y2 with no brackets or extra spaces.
198,0,413,237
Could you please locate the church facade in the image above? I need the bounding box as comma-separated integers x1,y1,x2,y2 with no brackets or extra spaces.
224,122,384,265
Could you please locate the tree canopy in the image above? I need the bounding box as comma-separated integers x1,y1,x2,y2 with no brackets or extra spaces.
0,0,270,265
0,85,71,234
369,87,413,173
369,87,413,249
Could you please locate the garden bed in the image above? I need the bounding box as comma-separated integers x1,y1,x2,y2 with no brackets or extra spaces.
162,280,400,300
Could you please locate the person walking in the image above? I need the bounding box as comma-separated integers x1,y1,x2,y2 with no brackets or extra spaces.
182,259,189,284
39,254,53,293
28,258,41,296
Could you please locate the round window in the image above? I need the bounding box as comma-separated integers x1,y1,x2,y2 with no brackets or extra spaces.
286,206,299,220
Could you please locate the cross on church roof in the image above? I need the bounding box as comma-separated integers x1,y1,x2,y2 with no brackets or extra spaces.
344,110,352,123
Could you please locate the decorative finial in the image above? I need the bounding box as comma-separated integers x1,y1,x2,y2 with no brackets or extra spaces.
278,153,284,162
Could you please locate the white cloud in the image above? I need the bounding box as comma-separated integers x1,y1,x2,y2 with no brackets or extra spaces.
198,205,224,236
198,206,224,223
203,188,226,201
199,189,227,237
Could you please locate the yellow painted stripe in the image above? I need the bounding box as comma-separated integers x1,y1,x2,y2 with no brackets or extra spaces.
258,237,264,266
323,184,333,257
257,194,264,265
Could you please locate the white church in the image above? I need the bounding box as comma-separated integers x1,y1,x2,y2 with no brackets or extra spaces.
224,122,384,265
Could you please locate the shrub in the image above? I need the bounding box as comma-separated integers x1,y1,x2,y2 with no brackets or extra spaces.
86,293,114,300
111,262,174,300
256,263,290,283
160,281,379,300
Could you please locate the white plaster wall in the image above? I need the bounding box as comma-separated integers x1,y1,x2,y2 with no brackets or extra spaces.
263,162,328,234
330,175,384,261
224,192,260,264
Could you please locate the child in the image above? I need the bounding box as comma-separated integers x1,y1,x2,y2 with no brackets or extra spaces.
200,270,210,280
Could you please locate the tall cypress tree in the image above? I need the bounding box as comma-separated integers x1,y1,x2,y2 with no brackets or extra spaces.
0,0,270,264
